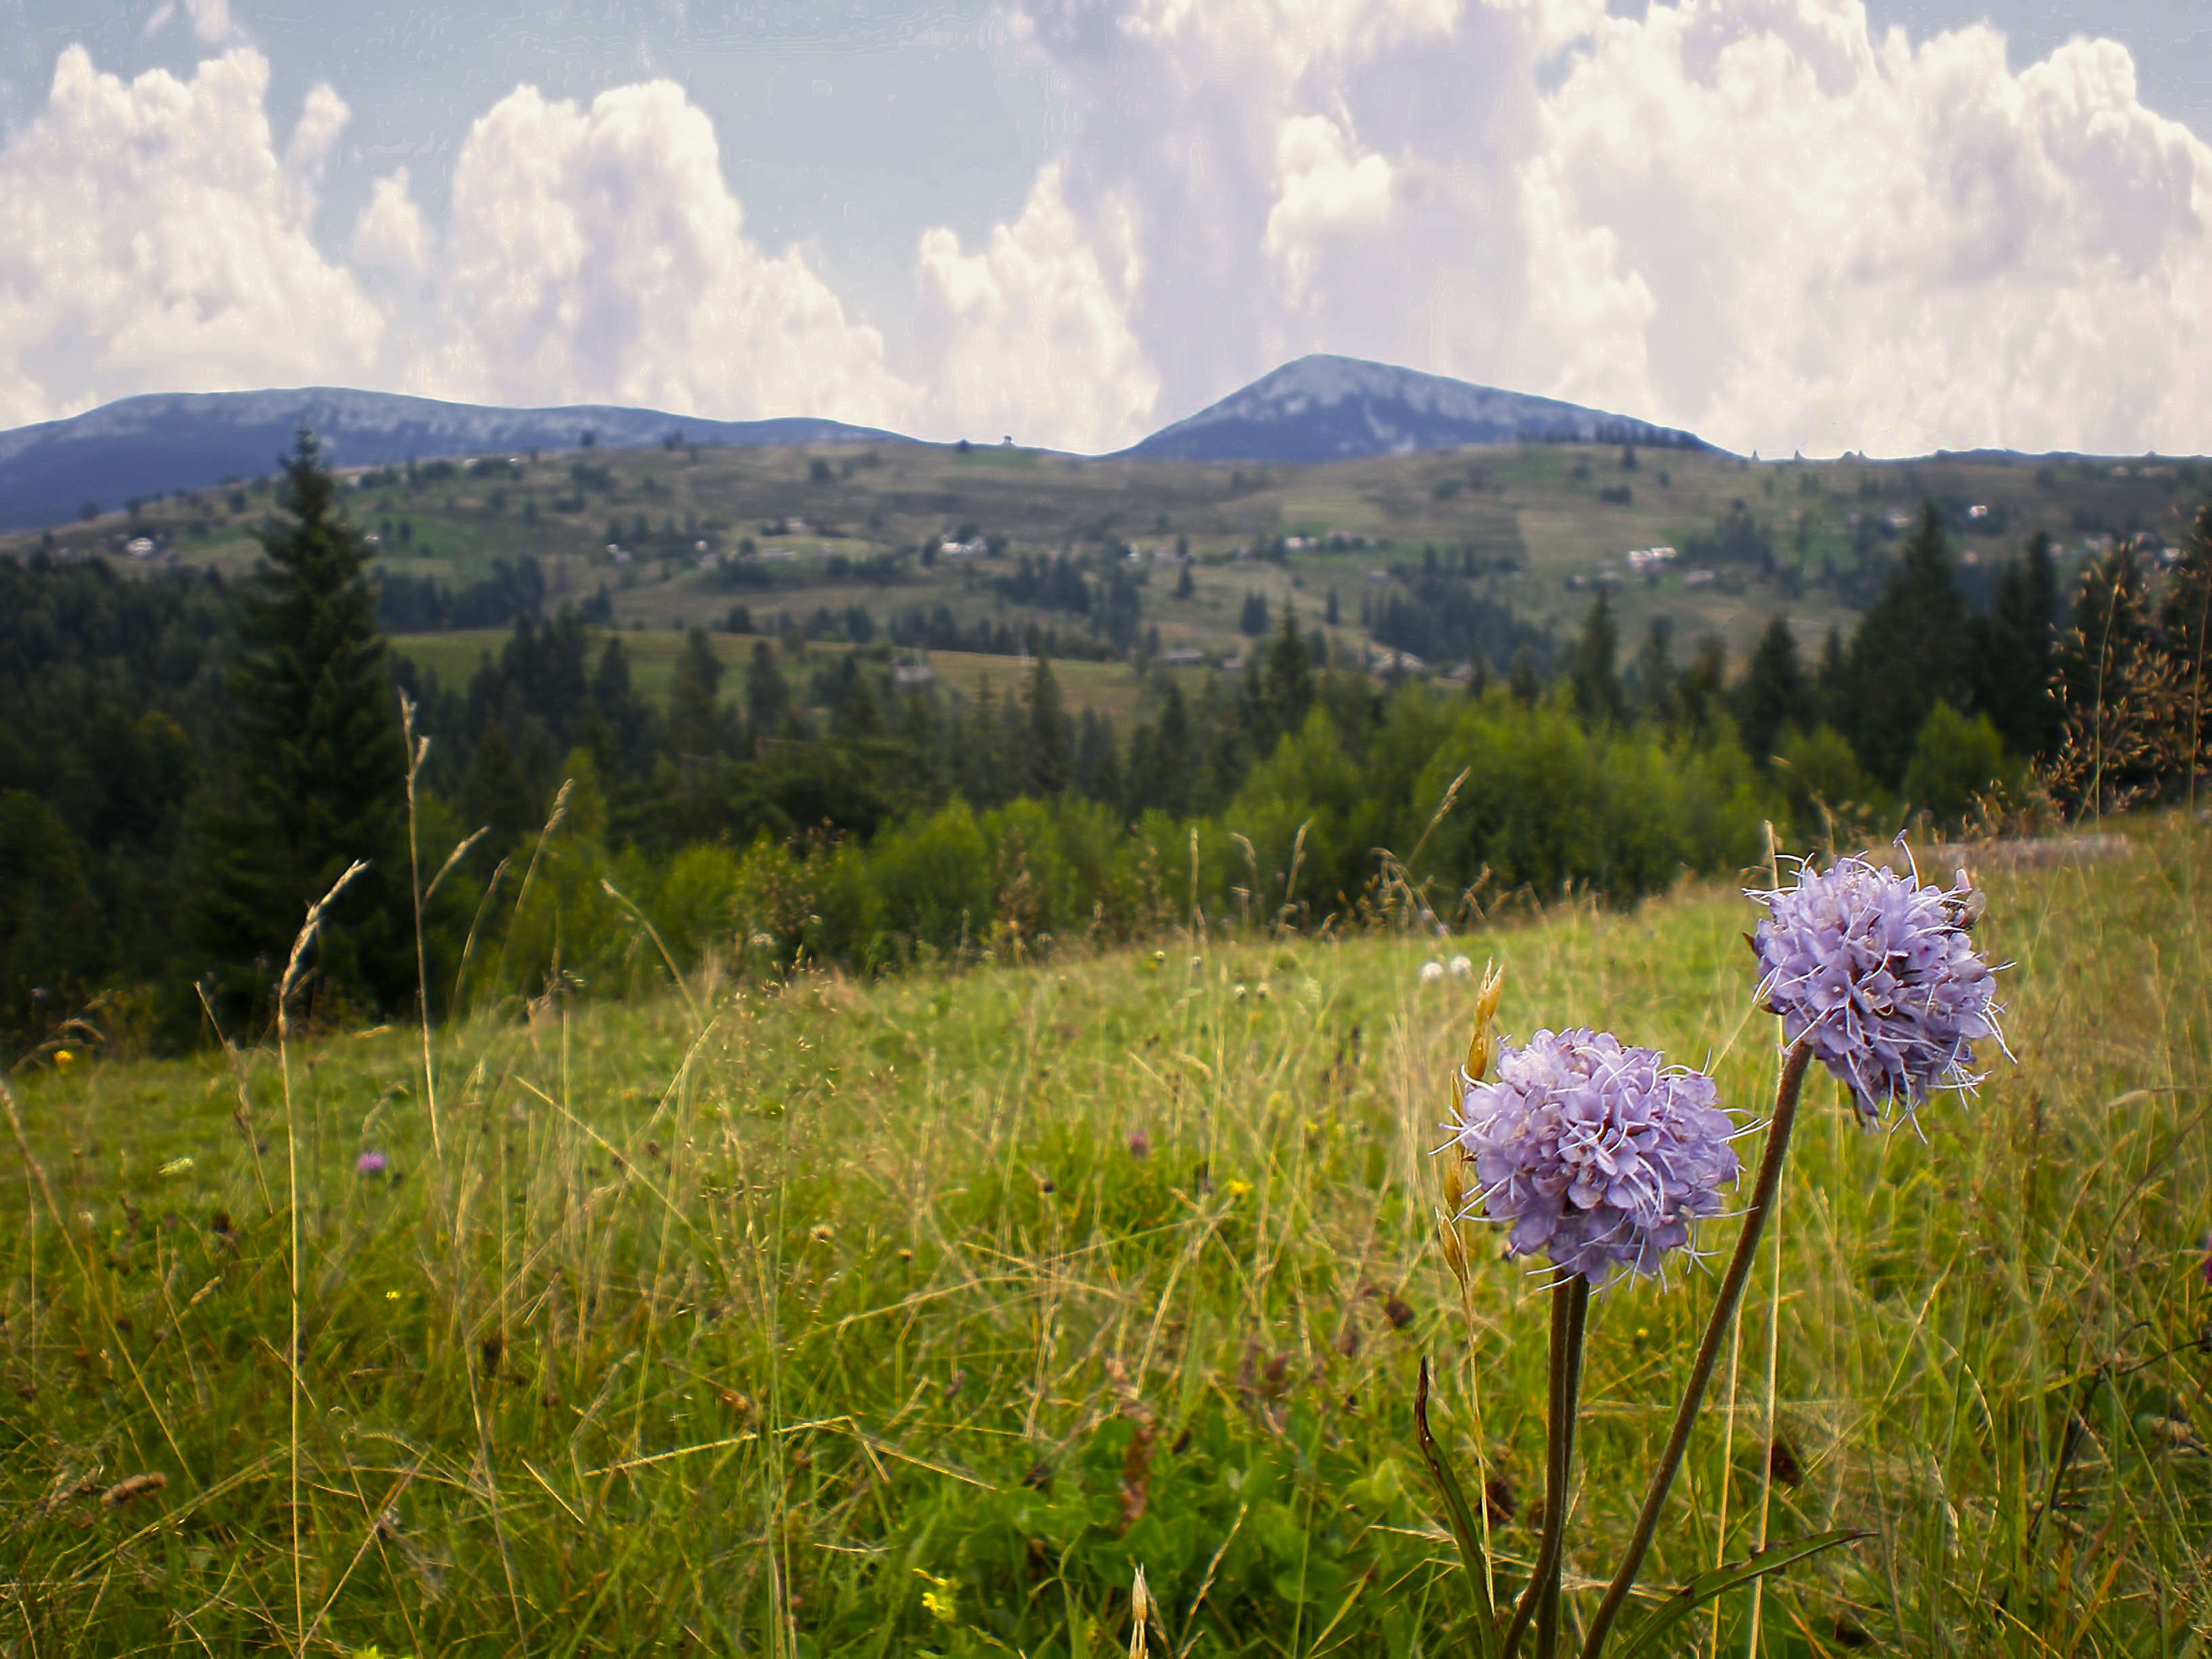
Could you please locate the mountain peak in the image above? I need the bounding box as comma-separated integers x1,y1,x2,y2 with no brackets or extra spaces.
1119,354,1704,462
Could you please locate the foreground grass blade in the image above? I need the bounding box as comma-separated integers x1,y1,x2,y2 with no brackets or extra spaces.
1415,1355,1503,1659
1605,1529,1868,1659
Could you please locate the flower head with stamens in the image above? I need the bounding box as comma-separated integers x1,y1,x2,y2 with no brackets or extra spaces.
1448,1029,1739,1288
1748,848,2003,1123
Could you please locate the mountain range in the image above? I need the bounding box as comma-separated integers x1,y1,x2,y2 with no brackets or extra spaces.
0,358,1705,532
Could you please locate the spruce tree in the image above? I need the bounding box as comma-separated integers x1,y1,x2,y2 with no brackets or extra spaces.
1629,617,1677,727
743,642,793,750
1840,502,1970,785
1973,532,2060,761
1151,682,1195,817
1570,589,1621,726
1026,655,1073,795
1074,710,1122,806
665,629,735,759
1734,615,1811,765
590,637,659,777
188,427,409,1017
960,679,1006,806
1676,634,1729,745
1260,609,1315,752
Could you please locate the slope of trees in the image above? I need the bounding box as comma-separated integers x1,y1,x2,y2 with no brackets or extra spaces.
4,434,2207,1054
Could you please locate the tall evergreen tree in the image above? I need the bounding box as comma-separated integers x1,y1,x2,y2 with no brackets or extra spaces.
1814,625,1848,730
187,428,409,1015
1074,709,1121,806
1973,531,2061,760
1138,682,1195,817
1026,655,1073,795
1840,502,1970,785
1253,609,1315,755
1734,615,1812,765
665,629,735,759
1570,589,1621,726
829,655,886,740
590,637,659,778
1675,634,1730,746
744,642,793,750
457,717,539,855
1629,617,1677,727
960,679,1007,806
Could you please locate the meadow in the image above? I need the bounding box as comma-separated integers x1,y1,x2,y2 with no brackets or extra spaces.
2,822,2208,1657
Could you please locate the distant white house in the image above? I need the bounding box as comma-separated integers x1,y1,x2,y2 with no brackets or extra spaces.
126,537,155,558
1160,647,1204,668
892,662,935,689
939,536,989,558
1624,545,1676,572
1370,647,1425,672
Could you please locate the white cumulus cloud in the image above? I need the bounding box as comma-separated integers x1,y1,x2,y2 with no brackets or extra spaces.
417,80,915,426
0,47,382,428
5,5,2212,458
1528,3,2212,454
999,0,2212,454
916,165,1158,451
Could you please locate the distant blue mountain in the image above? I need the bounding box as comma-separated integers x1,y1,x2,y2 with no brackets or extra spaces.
0,356,1708,533
0,388,907,533
1119,354,1706,462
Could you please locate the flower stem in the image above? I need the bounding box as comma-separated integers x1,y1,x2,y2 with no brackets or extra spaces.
1578,1039,1814,1659
1503,1274,1591,1659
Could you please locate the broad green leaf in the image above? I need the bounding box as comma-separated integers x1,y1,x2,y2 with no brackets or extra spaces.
1607,1529,1869,1659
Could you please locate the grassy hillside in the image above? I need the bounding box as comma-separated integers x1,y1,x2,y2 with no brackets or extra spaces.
4,821,2207,1656
16,436,2207,674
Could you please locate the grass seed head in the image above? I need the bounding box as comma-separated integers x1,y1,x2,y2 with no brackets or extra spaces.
1464,960,1505,1082
100,1473,165,1508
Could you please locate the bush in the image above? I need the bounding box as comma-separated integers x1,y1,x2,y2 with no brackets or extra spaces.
1902,701,2020,825
1775,724,1877,839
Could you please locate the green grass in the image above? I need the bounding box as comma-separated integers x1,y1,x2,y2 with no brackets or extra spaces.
4,825,2209,1656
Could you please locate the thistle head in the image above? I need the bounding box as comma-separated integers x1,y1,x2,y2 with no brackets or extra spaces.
1748,845,2004,1124
1447,1028,1739,1288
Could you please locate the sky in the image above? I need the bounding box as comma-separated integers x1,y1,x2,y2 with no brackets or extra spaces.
1,0,2209,457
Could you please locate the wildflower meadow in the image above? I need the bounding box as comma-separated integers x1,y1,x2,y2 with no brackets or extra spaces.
3,818,2208,1656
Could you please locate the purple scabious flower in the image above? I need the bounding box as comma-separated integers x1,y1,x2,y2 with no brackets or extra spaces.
1448,1029,1740,1287
1748,850,2003,1122
356,1151,387,1176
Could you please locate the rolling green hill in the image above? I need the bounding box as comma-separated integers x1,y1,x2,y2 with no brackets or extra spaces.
13,435,2205,687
